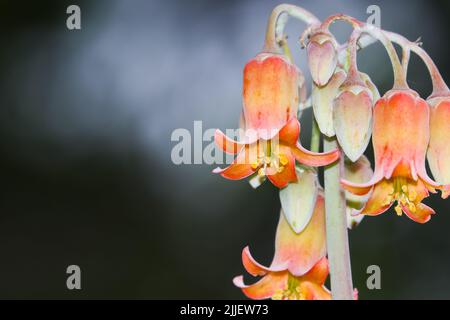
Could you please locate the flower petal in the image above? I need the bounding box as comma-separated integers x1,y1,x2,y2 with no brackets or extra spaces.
401,202,434,224
233,272,288,300
344,156,374,203
298,282,331,300
359,179,394,216
278,117,300,145
341,167,384,196
290,142,339,167
242,246,270,277
213,144,257,180
243,53,299,136
300,257,329,285
214,129,244,154
372,90,429,180
266,147,297,188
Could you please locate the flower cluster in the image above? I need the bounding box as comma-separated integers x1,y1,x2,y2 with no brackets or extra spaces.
213,4,449,300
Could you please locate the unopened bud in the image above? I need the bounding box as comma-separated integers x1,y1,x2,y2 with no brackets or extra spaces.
307,32,338,86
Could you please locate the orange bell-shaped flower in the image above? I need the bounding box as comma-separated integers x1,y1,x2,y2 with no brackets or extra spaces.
341,89,442,223
233,195,330,300
214,53,339,188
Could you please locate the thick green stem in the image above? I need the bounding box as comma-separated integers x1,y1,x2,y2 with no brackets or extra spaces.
324,137,354,300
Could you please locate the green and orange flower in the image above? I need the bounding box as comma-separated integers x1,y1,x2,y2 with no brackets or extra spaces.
214,53,339,188
341,90,443,223
233,194,330,300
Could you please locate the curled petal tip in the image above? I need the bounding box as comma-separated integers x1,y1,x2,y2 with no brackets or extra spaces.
340,178,373,196
402,203,434,224
232,275,246,288
214,129,243,154
291,143,339,167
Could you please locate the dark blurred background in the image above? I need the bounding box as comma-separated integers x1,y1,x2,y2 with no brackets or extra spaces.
0,0,449,299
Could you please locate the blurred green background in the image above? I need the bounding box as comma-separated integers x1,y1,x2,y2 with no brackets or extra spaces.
0,0,449,299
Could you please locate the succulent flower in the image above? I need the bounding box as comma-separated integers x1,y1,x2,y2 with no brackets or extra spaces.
214,53,339,188
341,90,443,223
233,195,329,300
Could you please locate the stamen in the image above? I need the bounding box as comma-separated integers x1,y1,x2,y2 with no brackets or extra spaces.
279,154,289,166
408,189,417,201
258,168,265,177
395,204,403,216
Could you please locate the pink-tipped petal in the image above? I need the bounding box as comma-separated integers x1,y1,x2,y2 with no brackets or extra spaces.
359,180,393,216
401,202,434,224
291,142,339,167
213,145,257,180
242,246,270,277
214,129,244,154
341,167,384,196
233,272,288,300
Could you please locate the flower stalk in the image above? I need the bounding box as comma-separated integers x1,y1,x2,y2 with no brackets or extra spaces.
263,4,320,53
324,137,354,300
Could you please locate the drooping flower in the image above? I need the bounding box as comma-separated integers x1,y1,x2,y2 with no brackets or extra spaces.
343,156,373,229
307,31,338,86
233,195,330,300
333,73,378,162
214,53,339,188
427,97,450,199
341,90,442,223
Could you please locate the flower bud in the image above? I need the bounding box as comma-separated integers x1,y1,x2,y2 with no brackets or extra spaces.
311,69,346,137
333,77,374,162
279,168,319,233
307,32,338,86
